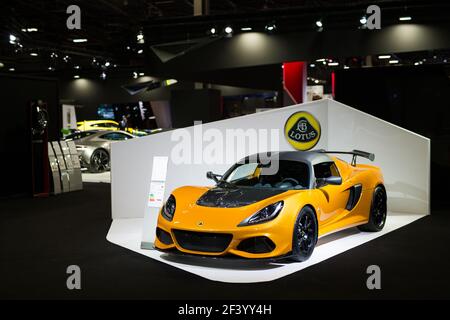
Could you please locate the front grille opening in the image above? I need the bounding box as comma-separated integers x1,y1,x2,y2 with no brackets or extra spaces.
237,236,276,254
156,227,173,245
173,229,232,253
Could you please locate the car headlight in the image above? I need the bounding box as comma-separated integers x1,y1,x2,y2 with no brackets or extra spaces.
162,195,176,221
238,201,284,227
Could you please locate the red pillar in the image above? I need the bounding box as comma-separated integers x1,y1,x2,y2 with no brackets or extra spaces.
283,61,307,105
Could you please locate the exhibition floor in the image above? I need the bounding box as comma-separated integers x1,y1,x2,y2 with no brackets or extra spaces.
1,183,450,299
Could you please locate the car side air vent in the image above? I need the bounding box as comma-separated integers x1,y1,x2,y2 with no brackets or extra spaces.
346,184,362,210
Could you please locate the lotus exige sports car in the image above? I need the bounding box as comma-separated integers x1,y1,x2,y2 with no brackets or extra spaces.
154,150,387,262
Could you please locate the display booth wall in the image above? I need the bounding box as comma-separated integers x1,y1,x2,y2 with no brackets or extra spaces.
110,99,429,244
108,98,429,283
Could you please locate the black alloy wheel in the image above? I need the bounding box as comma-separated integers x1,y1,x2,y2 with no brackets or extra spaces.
358,185,387,232
291,206,318,262
89,149,110,173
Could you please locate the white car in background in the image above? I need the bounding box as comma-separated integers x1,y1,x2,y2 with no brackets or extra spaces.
65,130,134,173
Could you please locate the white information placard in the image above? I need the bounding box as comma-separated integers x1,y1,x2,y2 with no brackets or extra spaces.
148,181,166,208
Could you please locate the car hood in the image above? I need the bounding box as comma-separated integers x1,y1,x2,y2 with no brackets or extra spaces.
196,186,287,208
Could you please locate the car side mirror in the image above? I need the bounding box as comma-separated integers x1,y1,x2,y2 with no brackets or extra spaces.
317,176,342,187
206,171,222,183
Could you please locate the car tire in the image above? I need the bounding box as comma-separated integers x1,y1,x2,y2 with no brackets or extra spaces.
358,185,387,232
290,206,318,262
89,149,110,173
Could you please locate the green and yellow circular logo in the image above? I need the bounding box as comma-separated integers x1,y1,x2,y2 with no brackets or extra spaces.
284,111,321,150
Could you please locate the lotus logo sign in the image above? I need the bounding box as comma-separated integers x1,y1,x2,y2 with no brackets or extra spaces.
284,111,321,150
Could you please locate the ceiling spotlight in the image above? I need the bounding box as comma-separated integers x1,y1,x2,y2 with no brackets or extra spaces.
265,22,276,32
378,55,391,59
30,52,38,57
241,27,252,31
414,62,420,66
100,72,106,80
310,64,316,68
328,62,339,66
74,65,80,69
389,60,399,64
27,28,38,32
137,49,144,54
133,72,138,79
74,75,80,79
399,16,412,21
51,52,58,58
9,34,17,44
315,20,323,28
139,72,145,76
73,38,88,43
105,61,111,67
360,16,367,25
314,79,320,84
9,68,15,72
210,27,216,35
344,65,350,69
137,31,145,44
224,26,233,34
48,67,54,71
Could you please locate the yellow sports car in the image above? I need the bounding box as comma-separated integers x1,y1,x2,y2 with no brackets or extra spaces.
155,150,387,262
77,120,120,131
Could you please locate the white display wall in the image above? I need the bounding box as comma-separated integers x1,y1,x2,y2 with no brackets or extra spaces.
108,99,430,283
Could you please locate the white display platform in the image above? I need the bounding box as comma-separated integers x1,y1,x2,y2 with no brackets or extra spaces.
82,171,111,183
107,212,426,283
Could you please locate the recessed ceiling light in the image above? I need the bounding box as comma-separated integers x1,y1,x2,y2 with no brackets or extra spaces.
315,20,323,28
30,52,38,57
72,38,88,43
137,49,144,54
310,64,316,68
9,34,17,42
224,26,233,34
344,65,350,69
27,28,38,32
328,62,339,66
139,72,145,76
360,16,367,25
399,16,412,21
105,61,110,67
9,68,15,71
100,72,106,80
74,75,80,79
133,72,138,79
0,62,4,68
314,79,320,84
210,27,216,35
74,65,80,69
241,27,252,31
378,55,391,59
389,60,399,64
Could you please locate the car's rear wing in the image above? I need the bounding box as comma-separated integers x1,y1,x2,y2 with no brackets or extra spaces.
317,149,375,166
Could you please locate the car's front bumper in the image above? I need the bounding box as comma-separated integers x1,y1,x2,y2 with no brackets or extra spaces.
154,213,293,259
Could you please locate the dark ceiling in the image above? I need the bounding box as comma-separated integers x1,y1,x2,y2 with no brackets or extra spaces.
0,0,449,77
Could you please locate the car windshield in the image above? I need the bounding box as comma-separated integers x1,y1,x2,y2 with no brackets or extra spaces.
222,160,310,190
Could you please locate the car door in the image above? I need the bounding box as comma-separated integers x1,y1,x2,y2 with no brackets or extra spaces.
313,161,351,228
